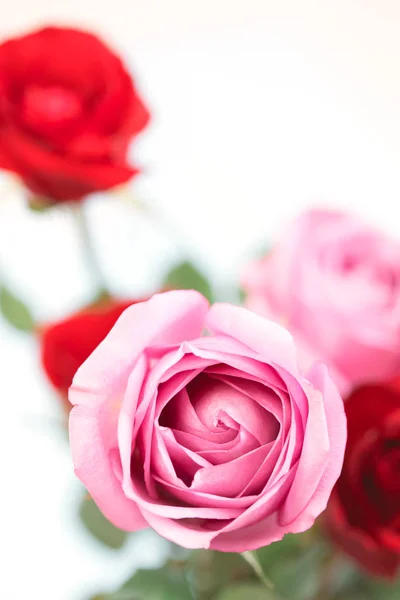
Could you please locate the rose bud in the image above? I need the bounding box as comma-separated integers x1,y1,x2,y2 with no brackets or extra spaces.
242,209,400,394
326,381,400,578
69,290,346,551
40,298,136,409
0,26,149,204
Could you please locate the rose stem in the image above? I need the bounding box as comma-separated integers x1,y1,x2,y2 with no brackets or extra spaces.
241,551,274,591
73,203,110,299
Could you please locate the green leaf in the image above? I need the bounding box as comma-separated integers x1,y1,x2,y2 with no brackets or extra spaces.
257,533,306,569
79,493,128,549
119,564,192,600
88,593,139,600
238,287,247,304
258,539,328,600
188,550,252,598
216,583,273,600
351,577,400,600
89,590,139,600
0,284,35,332
163,260,213,302
253,532,333,600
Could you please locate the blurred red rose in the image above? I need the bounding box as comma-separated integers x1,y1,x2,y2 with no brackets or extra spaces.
326,382,400,578
0,26,149,203
40,298,137,407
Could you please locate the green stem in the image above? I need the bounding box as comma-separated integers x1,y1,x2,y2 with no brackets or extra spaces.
73,203,109,297
241,551,274,591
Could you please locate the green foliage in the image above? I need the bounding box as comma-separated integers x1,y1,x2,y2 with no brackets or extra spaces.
79,493,128,550
97,564,193,600
216,583,272,600
163,260,214,303
256,532,306,567
187,550,253,598
256,533,329,600
367,580,400,600
238,287,247,304
332,575,400,600
89,593,139,600
88,532,400,600
121,565,193,600
0,284,35,332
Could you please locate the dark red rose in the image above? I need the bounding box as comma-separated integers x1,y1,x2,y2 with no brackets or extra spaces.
0,26,150,203
40,298,137,406
326,382,400,578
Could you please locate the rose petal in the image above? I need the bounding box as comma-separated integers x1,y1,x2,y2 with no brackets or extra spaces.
160,387,237,443
70,402,147,531
126,469,242,520
70,290,209,407
279,362,346,527
153,475,256,509
197,428,259,464
215,375,284,422
206,361,287,392
205,303,299,374
190,378,279,445
239,433,284,497
139,509,218,549
120,347,185,498
209,467,297,551
191,443,274,497
171,428,240,455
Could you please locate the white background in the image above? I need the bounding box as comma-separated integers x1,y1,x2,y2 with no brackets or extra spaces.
1,1,400,598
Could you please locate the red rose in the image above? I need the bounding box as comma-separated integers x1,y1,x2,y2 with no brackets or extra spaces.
326,382,400,578
0,26,149,203
40,298,137,406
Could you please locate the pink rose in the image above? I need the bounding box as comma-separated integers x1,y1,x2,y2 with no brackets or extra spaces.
69,290,346,551
243,209,400,394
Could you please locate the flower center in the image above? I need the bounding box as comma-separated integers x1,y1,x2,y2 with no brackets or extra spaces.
22,84,82,127
213,417,229,431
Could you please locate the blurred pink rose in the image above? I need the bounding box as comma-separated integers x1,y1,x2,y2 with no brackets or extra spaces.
69,290,346,551
243,209,400,394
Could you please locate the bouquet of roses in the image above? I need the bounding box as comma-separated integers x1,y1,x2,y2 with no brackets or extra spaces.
1,24,399,600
